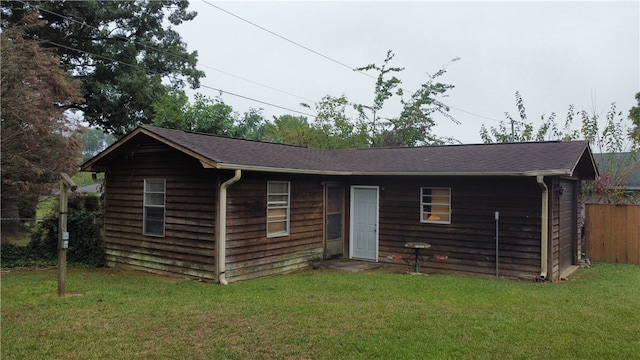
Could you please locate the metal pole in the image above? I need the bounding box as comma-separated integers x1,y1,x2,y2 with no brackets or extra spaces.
495,211,499,277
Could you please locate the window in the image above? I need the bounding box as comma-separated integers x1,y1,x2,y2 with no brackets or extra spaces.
267,181,290,237
144,179,165,236
420,187,451,224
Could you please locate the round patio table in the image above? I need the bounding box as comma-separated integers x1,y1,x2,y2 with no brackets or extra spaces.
404,242,431,272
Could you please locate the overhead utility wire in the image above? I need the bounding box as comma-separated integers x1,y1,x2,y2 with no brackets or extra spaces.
31,37,318,119
446,106,502,123
202,0,376,80
24,0,504,124
17,0,316,105
201,2,505,123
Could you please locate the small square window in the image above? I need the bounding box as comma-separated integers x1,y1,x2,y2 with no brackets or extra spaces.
420,187,451,224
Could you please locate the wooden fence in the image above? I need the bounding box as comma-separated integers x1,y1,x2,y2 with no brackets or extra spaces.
585,204,640,265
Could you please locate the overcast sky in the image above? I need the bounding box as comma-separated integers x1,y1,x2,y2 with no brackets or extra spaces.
176,1,639,144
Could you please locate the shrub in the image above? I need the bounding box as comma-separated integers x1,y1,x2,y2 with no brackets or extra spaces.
1,194,105,268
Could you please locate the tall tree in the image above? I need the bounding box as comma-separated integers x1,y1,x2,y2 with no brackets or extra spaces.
1,14,83,232
311,95,369,149
232,107,268,141
354,50,459,146
152,91,235,135
262,115,315,147
480,91,580,143
1,0,204,136
80,127,117,163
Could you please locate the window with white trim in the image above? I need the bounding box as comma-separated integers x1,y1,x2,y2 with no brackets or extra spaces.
144,179,166,236
420,187,451,224
267,181,290,237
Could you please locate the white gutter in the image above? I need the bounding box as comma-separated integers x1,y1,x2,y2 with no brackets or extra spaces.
536,175,548,280
216,170,242,285
215,163,573,178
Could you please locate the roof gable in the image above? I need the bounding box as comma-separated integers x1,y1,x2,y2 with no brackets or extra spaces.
81,126,598,179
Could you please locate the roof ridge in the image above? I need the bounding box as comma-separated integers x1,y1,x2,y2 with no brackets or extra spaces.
143,125,312,150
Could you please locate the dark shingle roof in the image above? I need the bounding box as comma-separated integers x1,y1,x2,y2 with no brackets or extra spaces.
81,126,598,179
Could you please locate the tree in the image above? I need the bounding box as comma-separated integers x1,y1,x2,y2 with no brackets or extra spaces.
152,91,235,135
310,95,369,149
629,92,640,147
80,127,117,163
1,14,83,233
232,107,268,141
262,115,315,147
1,0,204,136
480,91,580,143
354,50,459,146
480,91,639,204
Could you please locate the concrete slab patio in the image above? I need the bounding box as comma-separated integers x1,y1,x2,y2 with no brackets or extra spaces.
315,259,384,273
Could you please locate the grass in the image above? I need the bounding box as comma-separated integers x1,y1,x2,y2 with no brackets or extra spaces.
2,263,639,359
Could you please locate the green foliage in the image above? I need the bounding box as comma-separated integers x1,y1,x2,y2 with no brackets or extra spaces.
1,0,204,136
263,114,315,146
148,50,457,148
628,92,640,147
1,194,105,268
480,92,635,149
311,95,369,148
80,127,117,163
232,107,268,141
355,50,459,146
153,90,271,140
480,92,639,204
153,91,236,135
480,91,580,143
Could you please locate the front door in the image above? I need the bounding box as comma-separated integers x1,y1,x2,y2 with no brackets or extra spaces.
350,186,379,261
325,185,344,258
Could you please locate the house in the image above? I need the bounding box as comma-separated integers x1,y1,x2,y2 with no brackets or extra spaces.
80,126,598,283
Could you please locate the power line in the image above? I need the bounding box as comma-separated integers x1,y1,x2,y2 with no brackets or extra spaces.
447,106,503,123
17,0,317,105
200,2,505,124
201,0,376,80
30,36,318,119
21,0,504,124
199,84,316,118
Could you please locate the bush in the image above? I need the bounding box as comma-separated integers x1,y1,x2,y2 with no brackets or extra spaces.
1,194,105,268
0,243,30,267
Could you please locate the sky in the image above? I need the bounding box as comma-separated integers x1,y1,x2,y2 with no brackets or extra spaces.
176,0,640,144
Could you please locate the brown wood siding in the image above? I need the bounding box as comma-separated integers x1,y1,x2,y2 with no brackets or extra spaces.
549,178,579,280
558,179,577,272
351,176,543,279
224,173,324,282
103,141,218,279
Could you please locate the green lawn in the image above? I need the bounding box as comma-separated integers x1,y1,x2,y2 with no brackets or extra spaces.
2,263,639,359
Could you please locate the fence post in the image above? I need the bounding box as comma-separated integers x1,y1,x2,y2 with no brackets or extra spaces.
58,173,76,297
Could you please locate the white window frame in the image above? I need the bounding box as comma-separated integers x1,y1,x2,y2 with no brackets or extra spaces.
267,181,290,237
143,179,166,237
420,187,451,224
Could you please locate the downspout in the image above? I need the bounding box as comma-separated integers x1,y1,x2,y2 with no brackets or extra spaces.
536,175,548,280
217,169,242,285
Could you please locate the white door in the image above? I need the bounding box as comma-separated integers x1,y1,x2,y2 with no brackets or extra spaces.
350,186,379,261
